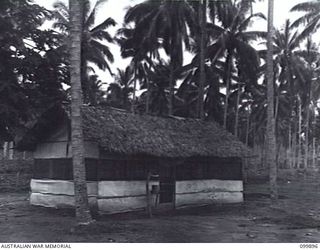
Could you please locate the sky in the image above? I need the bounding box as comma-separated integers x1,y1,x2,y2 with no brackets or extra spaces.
34,0,313,84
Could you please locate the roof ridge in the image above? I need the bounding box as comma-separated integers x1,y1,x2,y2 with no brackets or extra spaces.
82,105,207,122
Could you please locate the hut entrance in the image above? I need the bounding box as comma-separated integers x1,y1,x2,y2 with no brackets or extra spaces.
159,166,175,204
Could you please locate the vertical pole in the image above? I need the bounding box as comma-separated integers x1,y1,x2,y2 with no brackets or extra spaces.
312,113,316,168
132,73,137,114
234,85,241,137
297,96,302,169
266,0,278,200
198,0,206,119
69,0,92,223
146,171,152,218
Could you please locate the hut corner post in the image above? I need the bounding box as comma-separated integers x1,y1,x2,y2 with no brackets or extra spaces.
146,171,153,218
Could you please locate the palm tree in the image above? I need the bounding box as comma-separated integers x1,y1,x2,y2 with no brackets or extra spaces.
107,66,134,110
124,0,196,116
69,0,92,223
86,74,107,105
175,0,263,124
266,0,277,200
206,0,265,129
260,20,311,169
198,0,207,119
294,38,320,169
117,24,160,113
290,1,320,169
52,0,115,105
143,61,171,116
291,0,320,35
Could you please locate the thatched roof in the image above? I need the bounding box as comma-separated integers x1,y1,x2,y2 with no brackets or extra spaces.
16,105,252,158
82,106,251,158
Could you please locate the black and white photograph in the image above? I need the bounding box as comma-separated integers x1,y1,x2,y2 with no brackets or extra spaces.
0,0,320,246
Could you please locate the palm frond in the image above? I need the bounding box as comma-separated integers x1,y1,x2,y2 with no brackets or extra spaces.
241,31,267,40
291,1,320,13
290,11,318,28
85,0,109,29
52,1,69,19
91,30,113,42
90,17,116,34
238,12,266,32
90,40,114,63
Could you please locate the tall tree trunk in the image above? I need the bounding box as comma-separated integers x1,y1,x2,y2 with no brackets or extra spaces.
312,110,316,168
132,71,137,114
297,96,302,169
198,0,206,120
234,86,241,137
304,83,312,169
275,94,279,125
266,0,277,200
292,115,297,168
146,78,150,114
145,66,150,115
168,60,174,116
312,138,316,168
69,0,92,224
245,110,250,146
223,51,232,129
288,121,292,169
304,98,310,170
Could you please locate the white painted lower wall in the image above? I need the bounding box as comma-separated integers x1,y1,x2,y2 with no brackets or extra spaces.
98,181,159,214
30,179,243,212
175,179,243,208
30,193,98,208
30,179,159,213
30,179,98,209
31,179,98,196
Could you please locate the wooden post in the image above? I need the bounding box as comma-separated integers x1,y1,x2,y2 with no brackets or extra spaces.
173,165,176,209
146,171,152,218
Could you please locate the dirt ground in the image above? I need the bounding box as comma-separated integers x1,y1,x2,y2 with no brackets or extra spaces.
1,175,320,243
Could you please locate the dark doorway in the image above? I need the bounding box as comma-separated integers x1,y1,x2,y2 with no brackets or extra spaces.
159,166,175,204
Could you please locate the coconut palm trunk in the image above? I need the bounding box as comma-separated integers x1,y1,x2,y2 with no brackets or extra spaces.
198,0,206,120
266,0,278,200
223,50,232,129
69,0,92,223
304,87,312,169
168,58,175,116
146,78,150,114
132,69,137,114
292,117,297,168
304,105,310,169
234,85,241,137
312,110,316,168
146,58,151,114
245,111,250,146
288,121,292,168
297,96,302,168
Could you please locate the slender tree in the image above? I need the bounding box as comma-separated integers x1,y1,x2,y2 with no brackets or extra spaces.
124,0,196,116
69,0,92,224
53,0,115,105
107,66,134,110
206,0,265,129
266,0,277,200
198,0,206,119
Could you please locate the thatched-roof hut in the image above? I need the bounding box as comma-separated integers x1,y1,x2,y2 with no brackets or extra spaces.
17,105,251,214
